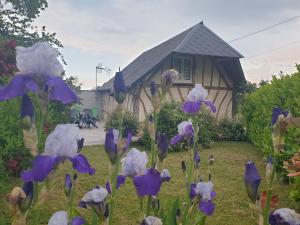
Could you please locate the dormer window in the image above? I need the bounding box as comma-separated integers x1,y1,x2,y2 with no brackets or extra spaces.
173,55,193,81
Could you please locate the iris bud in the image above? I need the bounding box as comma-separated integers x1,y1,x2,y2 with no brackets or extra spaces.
113,72,126,104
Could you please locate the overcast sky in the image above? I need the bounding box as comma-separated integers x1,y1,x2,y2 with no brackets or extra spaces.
35,0,300,89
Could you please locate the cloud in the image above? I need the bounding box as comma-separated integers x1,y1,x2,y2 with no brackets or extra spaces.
34,0,300,88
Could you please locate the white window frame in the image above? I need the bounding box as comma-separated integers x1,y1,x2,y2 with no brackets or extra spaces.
172,55,193,83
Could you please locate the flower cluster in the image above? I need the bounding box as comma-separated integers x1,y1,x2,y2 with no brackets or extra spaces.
6,41,300,225
5,42,92,225
0,42,78,104
21,124,95,183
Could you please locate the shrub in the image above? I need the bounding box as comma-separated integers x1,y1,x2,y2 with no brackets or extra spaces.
218,118,248,141
105,111,139,136
0,96,32,176
195,111,218,148
139,101,218,151
156,101,189,152
138,119,152,148
240,68,300,175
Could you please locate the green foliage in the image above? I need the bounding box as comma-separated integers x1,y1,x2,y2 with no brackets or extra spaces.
0,95,32,177
139,102,218,151
218,118,248,141
5,0,48,18
156,101,189,152
105,111,139,136
0,0,63,52
195,111,218,148
289,176,300,211
138,119,152,148
240,69,300,157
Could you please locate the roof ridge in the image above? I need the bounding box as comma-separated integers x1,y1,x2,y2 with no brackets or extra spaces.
174,22,203,52
201,24,244,58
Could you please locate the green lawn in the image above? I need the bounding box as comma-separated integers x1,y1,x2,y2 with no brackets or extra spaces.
0,142,293,225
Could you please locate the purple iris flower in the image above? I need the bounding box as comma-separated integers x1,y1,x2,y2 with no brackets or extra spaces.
21,155,58,182
48,211,85,225
133,169,163,197
157,133,169,162
190,181,216,216
104,128,118,161
105,128,132,163
113,71,126,103
20,181,34,210
0,73,78,104
0,43,78,104
182,84,216,114
269,208,300,225
71,154,95,175
105,175,127,194
21,94,34,120
44,124,95,175
272,107,289,126
244,161,261,202
171,120,194,145
64,174,72,196
71,216,85,225
22,181,33,198
190,183,197,199
79,186,108,216
194,150,201,168
199,201,216,216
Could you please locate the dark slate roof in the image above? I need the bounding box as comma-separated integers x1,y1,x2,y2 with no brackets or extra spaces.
100,22,244,91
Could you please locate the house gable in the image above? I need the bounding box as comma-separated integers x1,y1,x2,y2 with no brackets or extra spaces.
99,22,244,92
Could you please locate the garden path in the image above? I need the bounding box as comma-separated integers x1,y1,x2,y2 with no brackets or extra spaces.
78,122,139,146
78,122,106,146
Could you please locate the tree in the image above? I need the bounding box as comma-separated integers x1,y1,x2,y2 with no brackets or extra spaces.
0,0,63,49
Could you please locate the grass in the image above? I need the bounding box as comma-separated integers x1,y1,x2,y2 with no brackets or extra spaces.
0,141,293,225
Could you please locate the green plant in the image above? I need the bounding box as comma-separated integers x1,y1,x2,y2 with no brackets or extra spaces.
218,118,248,141
0,96,32,176
195,111,218,148
156,101,189,152
138,118,152,148
289,176,300,211
105,111,139,136
139,102,218,151
240,68,300,159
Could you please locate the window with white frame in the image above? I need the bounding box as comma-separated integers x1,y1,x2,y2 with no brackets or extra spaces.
173,56,193,81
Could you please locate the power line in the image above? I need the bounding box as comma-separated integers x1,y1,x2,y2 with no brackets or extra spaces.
243,39,300,59
228,16,300,43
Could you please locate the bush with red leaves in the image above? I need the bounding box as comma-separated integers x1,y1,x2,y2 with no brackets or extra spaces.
0,39,17,77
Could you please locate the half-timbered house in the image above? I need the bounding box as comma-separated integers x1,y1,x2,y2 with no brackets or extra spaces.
98,22,245,122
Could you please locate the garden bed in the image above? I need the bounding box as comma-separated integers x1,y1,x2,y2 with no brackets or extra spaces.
0,142,291,225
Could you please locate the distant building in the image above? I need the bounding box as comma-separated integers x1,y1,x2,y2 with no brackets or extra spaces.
98,22,245,121
75,90,100,118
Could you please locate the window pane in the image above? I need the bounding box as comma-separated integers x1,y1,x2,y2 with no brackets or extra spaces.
183,59,191,80
174,58,181,75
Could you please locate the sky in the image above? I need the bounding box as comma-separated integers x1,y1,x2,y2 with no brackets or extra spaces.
35,0,300,89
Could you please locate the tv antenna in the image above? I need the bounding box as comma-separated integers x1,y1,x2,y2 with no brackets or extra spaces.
96,63,111,88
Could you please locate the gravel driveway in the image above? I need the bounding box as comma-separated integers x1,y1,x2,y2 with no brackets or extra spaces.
79,122,106,146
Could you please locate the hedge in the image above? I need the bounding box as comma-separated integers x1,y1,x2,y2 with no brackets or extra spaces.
240,68,300,174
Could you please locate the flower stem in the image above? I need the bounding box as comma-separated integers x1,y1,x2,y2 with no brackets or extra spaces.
182,118,199,225
68,173,76,221
199,215,207,225
108,158,120,225
263,156,277,225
